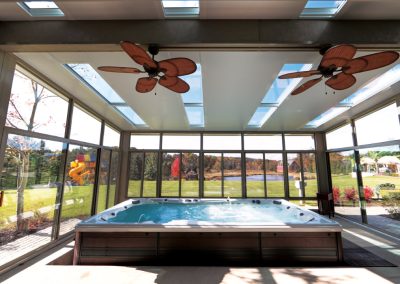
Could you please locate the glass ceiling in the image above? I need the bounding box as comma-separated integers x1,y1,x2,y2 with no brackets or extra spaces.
65,64,147,127
18,1,64,17
306,64,400,128
161,0,200,17
300,0,347,18
181,64,205,127
24,1,58,9
248,64,312,128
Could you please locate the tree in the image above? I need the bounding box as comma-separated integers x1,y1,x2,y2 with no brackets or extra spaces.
144,153,158,180
5,71,57,233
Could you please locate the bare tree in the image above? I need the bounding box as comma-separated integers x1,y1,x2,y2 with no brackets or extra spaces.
5,72,56,233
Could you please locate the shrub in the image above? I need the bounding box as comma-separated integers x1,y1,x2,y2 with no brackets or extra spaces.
363,186,373,203
377,183,396,191
344,187,357,202
332,186,340,204
382,192,400,220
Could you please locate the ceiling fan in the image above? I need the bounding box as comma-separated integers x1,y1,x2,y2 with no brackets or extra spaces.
278,45,399,96
98,41,197,93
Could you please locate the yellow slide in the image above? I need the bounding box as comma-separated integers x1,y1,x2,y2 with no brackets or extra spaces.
69,160,91,185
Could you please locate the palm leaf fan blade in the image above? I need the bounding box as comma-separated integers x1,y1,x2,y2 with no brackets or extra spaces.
136,77,158,93
159,76,190,93
278,70,320,79
120,41,157,69
98,66,142,73
351,51,399,73
320,44,357,68
159,58,197,76
291,77,322,96
325,73,356,90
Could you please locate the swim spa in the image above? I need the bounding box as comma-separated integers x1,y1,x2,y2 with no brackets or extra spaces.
73,199,343,264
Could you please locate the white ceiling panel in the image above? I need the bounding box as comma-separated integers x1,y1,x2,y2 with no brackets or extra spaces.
13,48,400,132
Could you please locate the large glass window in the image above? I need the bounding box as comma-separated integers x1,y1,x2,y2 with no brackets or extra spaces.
287,153,318,198
285,135,315,150
359,145,400,233
107,151,119,207
59,145,97,236
143,152,158,197
203,135,242,150
130,134,160,150
103,125,120,148
160,152,199,197
329,151,360,221
162,134,200,150
161,153,180,197
181,153,200,197
245,153,285,198
6,69,68,137
70,106,101,145
0,134,65,263
326,124,353,150
127,152,159,198
355,103,400,145
203,153,222,197
265,153,285,197
245,153,265,197
223,153,242,197
96,149,110,213
128,152,143,197
244,134,283,150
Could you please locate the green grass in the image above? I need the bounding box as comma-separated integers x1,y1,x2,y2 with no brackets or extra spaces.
3,174,399,229
127,179,317,198
331,174,400,198
0,185,96,228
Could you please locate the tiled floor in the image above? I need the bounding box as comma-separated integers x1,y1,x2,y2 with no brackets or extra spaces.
1,215,400,283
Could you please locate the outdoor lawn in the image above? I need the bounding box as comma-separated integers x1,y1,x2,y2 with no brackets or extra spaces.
2,174,399,235
0,185,108,232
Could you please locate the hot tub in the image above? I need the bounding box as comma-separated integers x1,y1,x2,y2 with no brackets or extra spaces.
73,198,343,265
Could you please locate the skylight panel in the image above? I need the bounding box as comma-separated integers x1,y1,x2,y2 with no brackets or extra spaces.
184,106,204,126
25,1,58,8
181,64,205,127
116,106,147,126
66,64,124,104
305,64,400,128
162,0,200,17
65,63,148,127
262,64,313,105
300,0,347,18
305,107,349,128
248,107,276,128
18,1,64,17
247,63,312,128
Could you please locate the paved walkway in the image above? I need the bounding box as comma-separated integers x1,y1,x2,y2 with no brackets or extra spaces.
336,206,400,238
0,219,79,268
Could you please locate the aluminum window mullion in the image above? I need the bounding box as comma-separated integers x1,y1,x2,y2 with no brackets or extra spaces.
263,153,267,198
221,153,224,197
178,152,182,198
140,152,145,197
105,150,113,208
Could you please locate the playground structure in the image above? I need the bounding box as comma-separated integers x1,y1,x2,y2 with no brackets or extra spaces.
69,153,96,185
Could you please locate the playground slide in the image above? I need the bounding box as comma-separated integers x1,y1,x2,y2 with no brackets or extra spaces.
69,161,91,185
